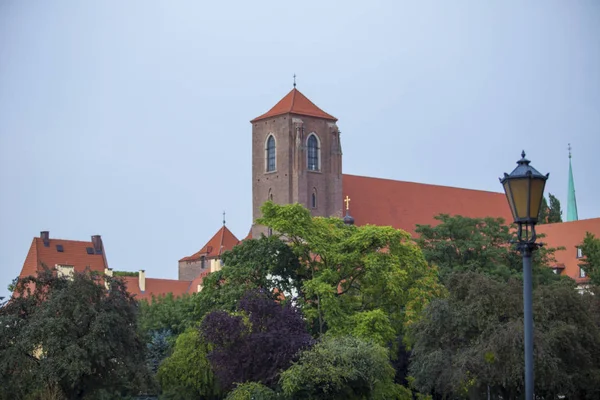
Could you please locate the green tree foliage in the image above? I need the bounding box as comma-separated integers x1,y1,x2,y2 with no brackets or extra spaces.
157,328,221,400
138,292,201,337
409,272,600,399
258,202,444,343
415,214,561,284
225,382,278,400
197,235,302,314
0,268,153,399
579,232,600,286
538,193,563,224
280,335,411,400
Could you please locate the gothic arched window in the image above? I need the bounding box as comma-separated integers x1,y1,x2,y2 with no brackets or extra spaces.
307,134,320,171
311,188,317,209
266,135,276,172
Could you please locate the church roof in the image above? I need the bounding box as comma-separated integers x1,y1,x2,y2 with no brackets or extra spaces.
343,174,513,235
122,276,192,301
20,233,108,280
179,225,240,262
251,88,337,122
537,218,600,283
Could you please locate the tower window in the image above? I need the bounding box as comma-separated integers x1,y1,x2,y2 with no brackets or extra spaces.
311,189,317,209
577,247,583,258
266,135,276,172
307,134,320,171
268,188,273,202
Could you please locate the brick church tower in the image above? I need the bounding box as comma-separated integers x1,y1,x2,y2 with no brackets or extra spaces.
250,86,343,237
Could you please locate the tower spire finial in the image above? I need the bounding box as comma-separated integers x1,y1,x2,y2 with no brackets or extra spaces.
223,211,226,226
567,144,578,222
293,73,296,88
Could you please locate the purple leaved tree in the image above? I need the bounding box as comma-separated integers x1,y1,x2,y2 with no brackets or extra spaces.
200,290,313,390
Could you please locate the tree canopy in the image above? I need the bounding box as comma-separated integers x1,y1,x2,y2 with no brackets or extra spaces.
579,232,600,286
257,201,444,343
415,214,561,284
0,269,152,399
538,193,563,224
200,290,313,391
409,272,600,399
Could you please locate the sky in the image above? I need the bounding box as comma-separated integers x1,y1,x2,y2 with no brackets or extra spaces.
1,1,599,299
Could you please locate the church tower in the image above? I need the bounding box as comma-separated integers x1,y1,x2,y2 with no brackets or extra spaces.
250,86,343,237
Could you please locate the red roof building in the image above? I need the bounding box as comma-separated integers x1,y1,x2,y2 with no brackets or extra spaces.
178,224,240,281
20,231,109,280
537,218,600,284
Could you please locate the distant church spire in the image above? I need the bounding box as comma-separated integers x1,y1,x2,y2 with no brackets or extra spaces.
567,144,579,222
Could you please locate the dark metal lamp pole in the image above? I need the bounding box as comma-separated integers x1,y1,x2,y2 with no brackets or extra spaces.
500,151,549,400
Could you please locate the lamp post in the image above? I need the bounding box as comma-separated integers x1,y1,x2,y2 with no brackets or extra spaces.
500,151,549,400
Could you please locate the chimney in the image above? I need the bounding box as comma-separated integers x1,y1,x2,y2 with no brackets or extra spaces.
40,231,50,247
139,270,146,292
91,235,103,254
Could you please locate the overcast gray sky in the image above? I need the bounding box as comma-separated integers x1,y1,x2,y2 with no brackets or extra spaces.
1,1,598,299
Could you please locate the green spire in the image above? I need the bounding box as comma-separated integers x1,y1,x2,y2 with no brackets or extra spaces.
567,144,578,222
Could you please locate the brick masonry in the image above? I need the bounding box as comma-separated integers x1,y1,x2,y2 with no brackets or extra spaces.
251,113,343,237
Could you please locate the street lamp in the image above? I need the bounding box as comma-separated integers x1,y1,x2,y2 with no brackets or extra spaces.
500,151,549,400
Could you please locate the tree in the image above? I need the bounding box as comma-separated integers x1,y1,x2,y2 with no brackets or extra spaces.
538,193,563,224
579,232,600,286
0,268,153,399
196,235,302,315
408,272,600,399
257,202,444,343
547,193,563,223
146,329,173,374
138,292,201,337
157,328,221,400
200,290,313,391
280,335,411,400
225,382,277,400
415,214,562,284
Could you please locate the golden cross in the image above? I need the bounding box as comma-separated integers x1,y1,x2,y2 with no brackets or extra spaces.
344,195,351,210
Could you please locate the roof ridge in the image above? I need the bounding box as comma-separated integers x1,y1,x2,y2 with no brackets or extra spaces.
343,173,504,195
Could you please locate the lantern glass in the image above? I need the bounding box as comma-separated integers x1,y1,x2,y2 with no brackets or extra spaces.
508,178,530,220
529,178,546,221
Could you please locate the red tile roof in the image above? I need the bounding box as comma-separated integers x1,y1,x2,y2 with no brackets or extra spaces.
536,218,600,282
121,276,192,301
189,270,211,292
251,88,337,122
19,236,108,279
179,225,240,262
343,174,513,236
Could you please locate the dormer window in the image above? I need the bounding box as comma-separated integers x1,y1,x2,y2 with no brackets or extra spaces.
307,134,320,171
266,135,276,172
577,247,583,258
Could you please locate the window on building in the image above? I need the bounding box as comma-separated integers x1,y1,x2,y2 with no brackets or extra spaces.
200,256,206,270
580,267,586,278
311,189,317,209
577,247,583,258
268,188,273,202
266,135,276,172
307,134,320,171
